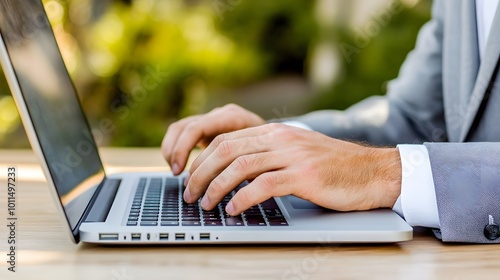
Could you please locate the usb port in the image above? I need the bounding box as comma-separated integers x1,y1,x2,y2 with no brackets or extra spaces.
131,233,141,241
159,233,169,240
199,233,210,240
99,233,119,241
175,233,185,240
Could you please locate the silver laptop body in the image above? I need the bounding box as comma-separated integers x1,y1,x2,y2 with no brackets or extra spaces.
0,0,412,244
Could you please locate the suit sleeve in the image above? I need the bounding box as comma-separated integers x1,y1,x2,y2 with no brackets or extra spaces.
282,0,446,146
424,142,500,243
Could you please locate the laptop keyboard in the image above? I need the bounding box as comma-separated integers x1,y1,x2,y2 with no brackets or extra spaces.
126,177,288,227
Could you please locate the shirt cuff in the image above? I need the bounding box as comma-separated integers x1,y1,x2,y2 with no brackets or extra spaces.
394,144,441,229
282,121,312,131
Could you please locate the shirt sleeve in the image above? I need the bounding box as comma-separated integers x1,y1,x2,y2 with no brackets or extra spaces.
282,121,313,131
393,144,441,229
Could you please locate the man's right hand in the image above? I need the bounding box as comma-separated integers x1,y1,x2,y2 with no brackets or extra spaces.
161,104,266,175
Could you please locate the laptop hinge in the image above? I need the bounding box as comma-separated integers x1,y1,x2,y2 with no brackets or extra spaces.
84,178,121,222
72,177,121,242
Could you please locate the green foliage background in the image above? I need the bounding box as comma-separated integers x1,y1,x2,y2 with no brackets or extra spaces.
0,0,431,148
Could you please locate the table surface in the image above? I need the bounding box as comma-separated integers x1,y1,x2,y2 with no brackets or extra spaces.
0,148,499,280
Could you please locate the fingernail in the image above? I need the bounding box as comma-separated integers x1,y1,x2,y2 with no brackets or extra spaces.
172,163,180,175
201,195,210,209
183,188,192,202
184,173,191,186
226,201,235,216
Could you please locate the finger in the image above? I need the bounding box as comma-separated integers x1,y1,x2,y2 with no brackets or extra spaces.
184,136,273,203
161,116,200,173
225,171,291,216
200,151,287,210
189,124,278,176
170,108,241,175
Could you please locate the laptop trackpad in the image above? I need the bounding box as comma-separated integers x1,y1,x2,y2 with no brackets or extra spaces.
287,196,324,210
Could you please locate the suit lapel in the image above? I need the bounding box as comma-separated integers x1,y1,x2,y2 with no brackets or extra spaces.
449,0,480,141
459,2,500,141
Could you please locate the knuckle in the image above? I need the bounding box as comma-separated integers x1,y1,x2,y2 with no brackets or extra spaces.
216,140,234,158
276,126,295,139
223,103,241,112
211,106,222,113
212,133,226,146
260,174,275,188
234,155,252,172
259,173,285,196
167,121,180,132
266,122,285,131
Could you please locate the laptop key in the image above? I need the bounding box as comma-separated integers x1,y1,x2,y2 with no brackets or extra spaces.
165,177,178,187
140,221,158,226
182,217,201,221
144,204,160,208
161,213,178,218
127,221,138,226
160,221,179,226
225,217,244,226
246,217,266,226
203,217,222,221
161,218,178,222
162,209,178,213
182,221,201,226
183,213,200,218
261,198,279,209
266,214,284,219
247,221,267,226
269,221,288,226
142,213,159,217
205,221,223,226
203,214,220,218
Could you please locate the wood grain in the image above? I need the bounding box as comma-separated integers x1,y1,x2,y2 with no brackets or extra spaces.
0,148,498,280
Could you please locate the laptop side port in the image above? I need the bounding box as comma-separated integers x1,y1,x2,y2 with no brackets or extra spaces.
99,233,119,241
131,233,141,241
175,233,185,240
159,233,169,241
199,233,210,241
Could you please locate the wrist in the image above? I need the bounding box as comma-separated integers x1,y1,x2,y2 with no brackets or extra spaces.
370,148,402,209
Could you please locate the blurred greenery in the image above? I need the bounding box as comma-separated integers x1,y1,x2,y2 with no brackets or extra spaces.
312,0,432,110
0,0,431,148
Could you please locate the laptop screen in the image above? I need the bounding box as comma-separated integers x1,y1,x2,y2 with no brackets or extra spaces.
0,0,105,231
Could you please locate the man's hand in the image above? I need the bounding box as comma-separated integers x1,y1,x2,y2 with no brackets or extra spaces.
161,104,265,175
183,123,402,215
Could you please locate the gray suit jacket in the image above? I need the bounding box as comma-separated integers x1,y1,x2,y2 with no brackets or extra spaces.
287,0,500,243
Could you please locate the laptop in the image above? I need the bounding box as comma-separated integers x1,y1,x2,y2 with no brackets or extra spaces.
0,0,412,244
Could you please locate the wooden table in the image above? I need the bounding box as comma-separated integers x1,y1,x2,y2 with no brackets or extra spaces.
0,148,499,280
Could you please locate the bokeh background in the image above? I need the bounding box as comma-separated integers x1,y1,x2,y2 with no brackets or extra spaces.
0,0,431,148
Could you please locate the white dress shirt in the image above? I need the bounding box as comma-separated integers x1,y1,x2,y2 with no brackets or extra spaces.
286,0,500,229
